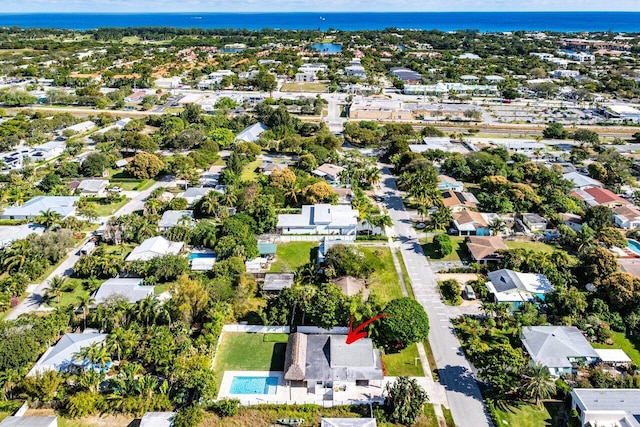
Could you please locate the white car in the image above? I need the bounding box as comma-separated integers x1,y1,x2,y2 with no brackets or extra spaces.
108,186,123,193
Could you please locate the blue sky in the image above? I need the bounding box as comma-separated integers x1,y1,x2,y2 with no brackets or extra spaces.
4,0,640,13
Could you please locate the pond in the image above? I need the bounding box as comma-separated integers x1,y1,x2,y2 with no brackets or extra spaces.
311,43,342,54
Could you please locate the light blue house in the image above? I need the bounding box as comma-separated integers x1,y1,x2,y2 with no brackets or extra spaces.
437,175,464,192
486,269,553,311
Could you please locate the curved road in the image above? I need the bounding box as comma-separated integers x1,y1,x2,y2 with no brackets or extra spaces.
377,166,492,427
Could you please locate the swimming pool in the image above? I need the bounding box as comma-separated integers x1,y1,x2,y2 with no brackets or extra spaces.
230,376,278,394
188,252,216,260
627,239,640,256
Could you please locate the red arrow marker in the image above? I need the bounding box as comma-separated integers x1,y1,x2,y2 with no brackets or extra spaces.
345,314,390,344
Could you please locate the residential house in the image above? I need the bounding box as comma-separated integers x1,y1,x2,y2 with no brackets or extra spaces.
562,172,603,189
521,213,548,232
441,190,478,212
0,196,80,220
593,349,632,369
28,332,108,376
189,251,216,271
344,65,366,78
613,205,640,229
572,187,632,208
0,417,58,427
245,257,270,274
125,236,184,262
158,210,194,231
30,140,65,161
63,121,96,134
263,273,295,293
551,69,580,79
77,179,109,197
452,211,499,236
140,412,176,427
321,419,376,427
283,333,383,398
0,223,44,248
521,326,600,377
491,140,545,156
124,91,146,102
277,204,359,238
486,269,553,310
333,188,354,205
437,175,464,192
313,163,345,184
155,76,182,88
390,67,422,83
559,213,584,232
333,276,367,297
465,236,508,263
92,278,154,305
179,187,211,206
235,122,269,143
260,161,288,176
570,388,640,427
295,71,317,83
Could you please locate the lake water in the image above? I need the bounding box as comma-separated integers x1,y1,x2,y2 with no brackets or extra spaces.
311,43,342,54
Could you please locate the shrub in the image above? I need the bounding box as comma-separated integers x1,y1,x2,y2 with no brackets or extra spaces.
439,279,462,306
433,234,453,256
212,398,240,417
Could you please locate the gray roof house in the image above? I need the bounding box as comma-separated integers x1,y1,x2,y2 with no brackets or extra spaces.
521,326,599,377
571,388,640,427
179,187,211,206
158,210,194,231
92,278,154,305
0,223,45,248
284,333,383,397
140,412,176,427
0,417,58,427
263,273,295,293
0,196,80,220
28,332,108,376
235,122,268,143
277,204,359,238
486,269,553,310
322,419,377,427
313,163,345,183
77,179,109,196
562,172,603,189
125,236,184,262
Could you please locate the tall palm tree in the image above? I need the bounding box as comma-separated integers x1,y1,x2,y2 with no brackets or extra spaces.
521,363,556,406
77,294,94,330
488,218,507,236
428,207,453,232
2,238,32,273
35,209,63,229
45,275,67,305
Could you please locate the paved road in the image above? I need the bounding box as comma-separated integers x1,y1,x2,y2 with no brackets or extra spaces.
5,178,173,320
377,166,492,427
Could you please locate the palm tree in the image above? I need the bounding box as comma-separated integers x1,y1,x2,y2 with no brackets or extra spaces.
198,191,220,218
106,328,137,361
576,224,596,254
45,275,67,305
77,294,94,330
2,238,32,273
428,207,453,232
488,218,507,236
143,198,164,216
521,363,556,406
35,209,63,229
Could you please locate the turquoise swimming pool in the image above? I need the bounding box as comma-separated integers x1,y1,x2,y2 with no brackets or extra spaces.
188,252,216,260
628,239,640,256
230,376,278,394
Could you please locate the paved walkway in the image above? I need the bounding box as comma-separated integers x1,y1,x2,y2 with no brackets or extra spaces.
377,165,493,427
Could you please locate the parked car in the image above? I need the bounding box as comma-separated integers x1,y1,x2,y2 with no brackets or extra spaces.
463,285,476,300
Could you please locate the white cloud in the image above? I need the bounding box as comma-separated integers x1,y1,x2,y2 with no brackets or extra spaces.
4,0,640,12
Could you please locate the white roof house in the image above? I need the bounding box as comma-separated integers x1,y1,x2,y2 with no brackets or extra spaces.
235,122,269,143
28,333,108,376
486,269,553,309
0,223,45,248
0,417,58,427
77,179,109,195
571,388,640,427
563,172,603,189
125,236,184,262
1,196,80,220
277,204,359,238
158,210,194,231
521,326,599,377
140,412,176,427
92,278,154,305
179,187,211,205
64,121,96,134
312,163,345,182
30,140,65,161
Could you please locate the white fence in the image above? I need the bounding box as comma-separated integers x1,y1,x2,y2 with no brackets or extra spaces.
222,325,290,333
276,235,356,242
297,326,349,334
237,399,383,407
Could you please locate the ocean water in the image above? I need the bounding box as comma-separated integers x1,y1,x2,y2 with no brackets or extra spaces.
0,12,638,32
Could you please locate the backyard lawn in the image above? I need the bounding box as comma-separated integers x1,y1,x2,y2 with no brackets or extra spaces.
93,198,130,216
240,159,263,182
491,402,564,427
360,246,404,303
592,331,640,367
45,278,94,308
269,242,317,273
382,344,424,376
421,236,465,261
505,240,558,253
215,333,288,372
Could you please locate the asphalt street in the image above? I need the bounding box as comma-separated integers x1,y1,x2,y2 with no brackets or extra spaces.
377,166,493,427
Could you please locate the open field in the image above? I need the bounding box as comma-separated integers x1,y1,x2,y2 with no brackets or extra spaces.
382,344,424,377
504,240,558,253
491,402,564,427
281,82,328,93
269,242,317,273
240,159,263,182
360,246,404,303
215,333,288,372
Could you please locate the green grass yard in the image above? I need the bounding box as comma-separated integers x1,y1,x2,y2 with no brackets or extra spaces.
269,242,317,273
382,344,424,377
281,82,328,93
215,333,288,372
491,402,564,427
360,246,404,303
504,240,558,253
240,159,263,182
421,236,465,261
93,198,130,216
592,331,640,367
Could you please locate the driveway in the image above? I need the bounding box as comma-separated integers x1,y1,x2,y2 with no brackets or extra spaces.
377,165,492,427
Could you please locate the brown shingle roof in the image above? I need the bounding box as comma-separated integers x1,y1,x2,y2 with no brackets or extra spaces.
454,210,487,227
333,276,366,296
284,333,307,381
466,236,508,261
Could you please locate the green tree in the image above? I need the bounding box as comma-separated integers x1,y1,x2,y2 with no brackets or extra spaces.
81,152,109,177
543,122,568,140
384,376,429,426
572,129,600,147
488,218,507,236
433,233,453,256
377,298,430,350
172,404,204,427
253,69,277,93
440,279,462,305
35,209,63,229
126,152,164,179
521,363,556,407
